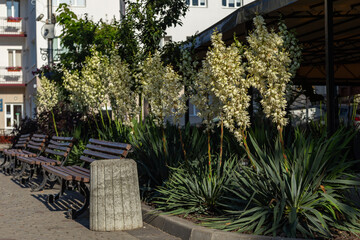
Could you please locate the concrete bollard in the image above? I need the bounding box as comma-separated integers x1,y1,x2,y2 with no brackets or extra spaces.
90,158,143,231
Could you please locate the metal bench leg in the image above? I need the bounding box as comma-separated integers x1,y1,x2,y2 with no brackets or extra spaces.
48,178,66,204
67,182,90,219
12,162,27,179
31,168,48,192
0,154,8,168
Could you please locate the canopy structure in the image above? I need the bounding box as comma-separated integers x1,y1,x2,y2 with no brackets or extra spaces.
193,0,360,133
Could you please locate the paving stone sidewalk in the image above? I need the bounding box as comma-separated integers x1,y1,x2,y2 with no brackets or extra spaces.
0,165,179,240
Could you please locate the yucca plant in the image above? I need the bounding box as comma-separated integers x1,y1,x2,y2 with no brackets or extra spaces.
131,120,208,196
205,128,360,238
155,156,239,216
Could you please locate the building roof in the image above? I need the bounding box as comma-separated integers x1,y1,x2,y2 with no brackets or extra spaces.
193,0,360,86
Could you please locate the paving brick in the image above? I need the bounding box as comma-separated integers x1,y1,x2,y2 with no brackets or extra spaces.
0,173,179,240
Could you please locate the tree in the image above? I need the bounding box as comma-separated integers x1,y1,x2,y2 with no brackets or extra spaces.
124,0,188,56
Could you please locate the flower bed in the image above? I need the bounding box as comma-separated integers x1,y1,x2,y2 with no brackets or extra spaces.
6,67,22,72
7,17,22,22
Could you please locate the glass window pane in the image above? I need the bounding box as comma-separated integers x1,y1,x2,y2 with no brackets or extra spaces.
236,0,241,6
192,0,198,6
229,0,235,7
6,117,12,127
8,51,14,67
200,0,205,6
15,50,21,67
186,0,190,5
76,0,85,6
13,105,22,126
6,1,12,17
13,0,20,17
6,105,11,115
222,0,227,6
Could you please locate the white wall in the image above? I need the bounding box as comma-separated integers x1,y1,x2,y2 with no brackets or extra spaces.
166,0,255,42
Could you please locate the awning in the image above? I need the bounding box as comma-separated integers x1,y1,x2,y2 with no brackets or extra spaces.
193,0,360,86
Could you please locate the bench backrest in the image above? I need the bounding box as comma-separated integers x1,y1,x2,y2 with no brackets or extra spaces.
44,136,75,165
80,138,132,166
14,134,31,149
26,134,48,155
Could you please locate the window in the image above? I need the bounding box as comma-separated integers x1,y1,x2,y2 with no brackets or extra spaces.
53,0,86,7
6,0,20,17
5,104,23,129
222,0,242,7
186,0,206,7
163,36,172,45
8,50,22,67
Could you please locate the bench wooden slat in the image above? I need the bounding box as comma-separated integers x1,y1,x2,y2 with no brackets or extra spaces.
85,144,127,157
31,137,47,143
14,144,26,148
49,140,73,147
66,166,90,176
80,155,95,163
71,166,91,174
36,156,60,165
47,144,70,152
27,144,43,151
45,149,67,157
52,136,74,141
83,149,121,160
19,134,31,138
28,141,45,147
43,165,73,181
32,134,47,138
46,166,90,182
89,139,131,151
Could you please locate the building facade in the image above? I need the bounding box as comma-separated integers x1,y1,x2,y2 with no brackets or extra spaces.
165,0,254,43
0,0,121,135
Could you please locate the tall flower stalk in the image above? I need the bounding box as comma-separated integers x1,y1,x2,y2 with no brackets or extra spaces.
141,51,186,156
36,75,62,136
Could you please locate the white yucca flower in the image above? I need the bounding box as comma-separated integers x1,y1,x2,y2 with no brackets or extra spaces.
36,75,62,114
245,15,292,129
141,51,186,126
205,31,250,142
63,50,108,113
105,53,140,126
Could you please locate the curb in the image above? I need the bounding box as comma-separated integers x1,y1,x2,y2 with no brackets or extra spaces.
142,204,306,240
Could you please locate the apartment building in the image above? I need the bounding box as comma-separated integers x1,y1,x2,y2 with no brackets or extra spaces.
165,0,255,43
0,0,121,134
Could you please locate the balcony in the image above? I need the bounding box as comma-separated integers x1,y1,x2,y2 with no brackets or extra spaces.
0,17,25,37
0,66,24,86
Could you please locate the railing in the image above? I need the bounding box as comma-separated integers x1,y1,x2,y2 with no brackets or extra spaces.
0,17,25,36
40,48,65,62
0,67,24,84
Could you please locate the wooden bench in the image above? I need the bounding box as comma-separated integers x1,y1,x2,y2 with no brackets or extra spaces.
15,136,75,192
3,134,47,175
0,134,31,172
43,139,131,219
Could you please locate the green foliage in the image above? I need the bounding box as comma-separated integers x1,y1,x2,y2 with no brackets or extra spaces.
55,4,139,70
125,0,188,56
155,156,238,216
205,128,360,238
131,120,207,193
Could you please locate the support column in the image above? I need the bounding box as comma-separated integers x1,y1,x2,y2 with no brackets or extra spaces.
325,0,337,136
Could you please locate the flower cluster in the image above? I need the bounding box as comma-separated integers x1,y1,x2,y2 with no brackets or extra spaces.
245,15,292,129
63,50,108,113
278,20,302,78
106,53,140,125
192,60,222,131
205,31,249,142
141,52,186,126
36,75,62,114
